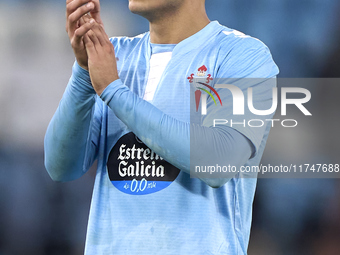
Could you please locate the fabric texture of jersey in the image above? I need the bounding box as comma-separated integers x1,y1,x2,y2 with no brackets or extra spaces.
45,21,279,255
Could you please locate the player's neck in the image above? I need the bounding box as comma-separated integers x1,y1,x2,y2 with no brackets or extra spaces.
148,3,210,44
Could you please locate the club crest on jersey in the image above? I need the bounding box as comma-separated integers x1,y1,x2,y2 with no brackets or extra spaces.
187,65,222,112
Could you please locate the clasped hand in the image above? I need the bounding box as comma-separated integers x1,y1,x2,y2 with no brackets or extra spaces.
84,19,119,95
66,0,119,95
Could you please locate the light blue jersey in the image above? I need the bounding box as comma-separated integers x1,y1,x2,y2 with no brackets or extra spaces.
45,21,279,254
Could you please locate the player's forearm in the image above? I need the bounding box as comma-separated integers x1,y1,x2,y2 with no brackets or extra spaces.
44,62,97,182
100,79,252,188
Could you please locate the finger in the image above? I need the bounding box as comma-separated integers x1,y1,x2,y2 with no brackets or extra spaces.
89,0,103,25
73,19,95,46
83,13,91,22
79,16,85,26
99,25,114,54
67,1,95,35
87,29,101,50
90,22,107,46
98,23,111,44
66,0,91,16
79,14,91,27
95,24,114,54
84,33,96,55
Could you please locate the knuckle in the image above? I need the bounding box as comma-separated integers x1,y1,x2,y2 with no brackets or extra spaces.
106,45,114,54
74,29,81,37
68,13,76,23
81,2,92,12
71,40,77,48
67,1,91,22
87,23,94,30
87,30,95,37
80,4,88,13
82,14,88,21
92,25,99,32
65,3,74,15
91,0,98,6
104,44,112,52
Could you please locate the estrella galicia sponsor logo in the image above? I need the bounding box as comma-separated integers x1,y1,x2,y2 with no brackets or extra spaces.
107,132,180,195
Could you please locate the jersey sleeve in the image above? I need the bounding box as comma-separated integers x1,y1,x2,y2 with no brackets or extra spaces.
44,62,101,181
203,37,279,154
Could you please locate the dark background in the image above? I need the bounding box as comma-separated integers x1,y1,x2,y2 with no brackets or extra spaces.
1,0,340,254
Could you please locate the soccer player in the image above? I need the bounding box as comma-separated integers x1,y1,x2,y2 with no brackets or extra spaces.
44,0,279,254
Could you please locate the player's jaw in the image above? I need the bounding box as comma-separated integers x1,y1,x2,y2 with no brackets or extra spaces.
128,0,184,21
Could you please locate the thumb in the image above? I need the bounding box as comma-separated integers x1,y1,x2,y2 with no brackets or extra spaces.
89,0,103,26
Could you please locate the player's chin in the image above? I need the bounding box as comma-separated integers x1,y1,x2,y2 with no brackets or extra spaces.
128,3,154,20
128,1,144,13
128,0,159,16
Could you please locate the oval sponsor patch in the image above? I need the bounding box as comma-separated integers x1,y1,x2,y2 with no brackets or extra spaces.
107,132,180,195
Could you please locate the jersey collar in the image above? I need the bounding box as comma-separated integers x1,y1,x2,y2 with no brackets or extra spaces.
143,21,224,58
173,21,223,57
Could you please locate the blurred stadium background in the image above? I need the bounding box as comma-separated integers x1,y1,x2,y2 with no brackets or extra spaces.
0,0,340,254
